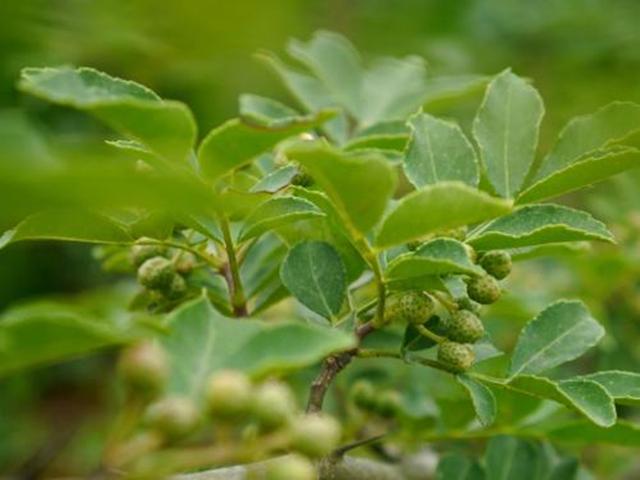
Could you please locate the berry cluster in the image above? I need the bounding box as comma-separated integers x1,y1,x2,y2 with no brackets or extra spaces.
116,342,340,478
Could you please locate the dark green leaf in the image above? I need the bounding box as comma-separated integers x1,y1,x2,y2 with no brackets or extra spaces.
436,453,486,480
579,370,640,406
280,241,346,319
484,436,542,480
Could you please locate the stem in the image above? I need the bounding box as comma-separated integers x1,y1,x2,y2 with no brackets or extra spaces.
356,348,403,360
432,291,458,313
416,325,446,344
219,216,248,317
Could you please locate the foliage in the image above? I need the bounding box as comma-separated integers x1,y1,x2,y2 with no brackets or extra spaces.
2,30,640,479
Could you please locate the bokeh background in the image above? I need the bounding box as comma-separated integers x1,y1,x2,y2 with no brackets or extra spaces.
1,0,640,477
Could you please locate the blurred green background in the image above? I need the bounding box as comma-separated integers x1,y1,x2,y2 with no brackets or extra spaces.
1,1,640,476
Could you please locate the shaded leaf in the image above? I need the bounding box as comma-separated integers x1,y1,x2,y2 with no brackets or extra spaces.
280,241,346,319
473,70,544,198
457,374,497,426
162,296,356,400
239,196,324,242
286,140,397,234
509,300,604,377
467,204,613,250
375,182,512,248
546,420,640,447
436,453,486,480
405,112,479,188
19,67,196,162
484,436,543,480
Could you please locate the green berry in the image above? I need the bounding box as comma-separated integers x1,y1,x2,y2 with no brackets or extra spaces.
480,250,512,280
466,275,501,305
457,297,482,314
131,239,167,267
145,396,199,439
350,380,376,410
290,413,341,458
446,310,485,343
291,169,314,187
205,370,252,418
118,341,168,395
252,381,296,429
374,390,403,418
164,274,187,300
439,226,468,241
137,256,175,290
437,341,475,373
384,291,435,325
266,455,316,480
406,240,423,251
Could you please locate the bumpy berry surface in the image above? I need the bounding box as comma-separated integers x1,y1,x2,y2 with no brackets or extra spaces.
290,413,341,458
446,310,485,343
206,370,252,418
131,238,167,267
385,291,435,325
466,274,501,304
137,256,175,290
437,341,475,372
480,250,512,280
145,396,199,438
164,274,187,300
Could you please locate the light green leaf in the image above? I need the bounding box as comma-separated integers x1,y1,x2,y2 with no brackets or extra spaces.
280,241,346,319
533,101,640,181
239,94,302,127
484,436,543,480
404,112,479,188
386,238,482,286
250,165,297,193
467,204,613,250
457,374,497,427
517,146,640,204
436,453,486,480
375,182,512,248
286,140,397,234
288,30,364,118
422,74,490,111
509,300,604,377
162,296,356,399
0,210,132,250
198,109,335,182
579,371,640,406
239,196,324,242
19,67,196,162
473,70,544,198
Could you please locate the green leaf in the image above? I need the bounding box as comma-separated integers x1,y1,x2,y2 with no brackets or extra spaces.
484,436,543,480
198,109,335,182
0,289,137,376
19,67,196,162
344,134,408,153
546,420,640,447
286,140,397,234
279,241,346,319
467,204,614,250
509,300,604,377
473,70,544,198
457,374,497,427
422,74,490,111
404,112,479,188
533,101,640,182
517,146,640,203
288,31,364,118
0,210,132,250
239,196,324,242
475,374,616,427
375,182,512,248
386,238,482,286
547,458,579,480
250,165,297,193
162,296,356,399
239,94,304,128
436,453,486,480
579,370,640,406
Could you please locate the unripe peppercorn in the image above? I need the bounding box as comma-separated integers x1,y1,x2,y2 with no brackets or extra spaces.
350,380,376,411
445,310,485,343
205,370,252,418
480,250,512,280
138,256,175,290
437,341,475,373
385,291,435,325
374,390,403,418
252,381,296,429
266,455,316,480
440,226,468,241
131,238,167,267
290,413,341,458
164,274,187,300
466,274,501,305
291,169,314,187
118,341,168,395
145,396,199,439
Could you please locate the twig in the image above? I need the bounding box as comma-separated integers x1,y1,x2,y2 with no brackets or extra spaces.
219,216,248,317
